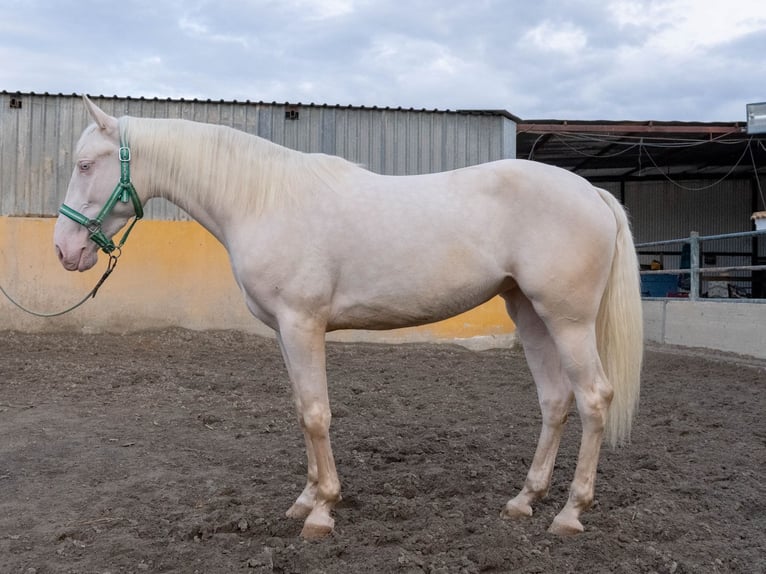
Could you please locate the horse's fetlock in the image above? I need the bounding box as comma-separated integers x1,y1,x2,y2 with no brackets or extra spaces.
525,469,552,497
569,484,594,510
318,480,342,504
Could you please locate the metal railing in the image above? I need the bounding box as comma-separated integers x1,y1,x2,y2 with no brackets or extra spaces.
636,229,766,301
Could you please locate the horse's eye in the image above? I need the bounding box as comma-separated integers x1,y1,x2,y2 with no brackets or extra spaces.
78,161,92,172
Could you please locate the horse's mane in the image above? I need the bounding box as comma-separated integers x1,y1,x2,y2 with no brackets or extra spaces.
120,116,360,217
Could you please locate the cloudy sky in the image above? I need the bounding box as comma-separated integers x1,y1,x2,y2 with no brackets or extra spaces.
2,0,765,121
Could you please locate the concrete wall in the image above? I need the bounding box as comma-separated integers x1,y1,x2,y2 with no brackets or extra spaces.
643,299,766,359
0,217,516,346
6,216,763,357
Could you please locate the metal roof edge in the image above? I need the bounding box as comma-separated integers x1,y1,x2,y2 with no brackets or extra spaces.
0,90,520,119
456,109,523,123
519,118,748,133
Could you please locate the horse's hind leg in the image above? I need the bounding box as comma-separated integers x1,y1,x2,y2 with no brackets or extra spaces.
544,318,613,535
501,290,573,519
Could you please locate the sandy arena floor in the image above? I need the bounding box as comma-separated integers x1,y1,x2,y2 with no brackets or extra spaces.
1,329,764,573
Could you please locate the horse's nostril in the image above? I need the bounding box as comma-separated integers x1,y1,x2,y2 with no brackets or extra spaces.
55,245,65,263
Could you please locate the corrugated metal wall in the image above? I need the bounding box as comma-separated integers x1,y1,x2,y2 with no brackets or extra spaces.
625,179,765,293
594,179,765,294
628,180,753,238
0,93,516,220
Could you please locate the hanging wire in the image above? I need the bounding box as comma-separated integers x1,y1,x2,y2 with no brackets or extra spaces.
523,127,757,191
554,134,640,158
639,137,754,192
527,132,549,160
528,128,749,150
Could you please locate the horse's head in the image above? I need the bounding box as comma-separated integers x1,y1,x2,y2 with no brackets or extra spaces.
54,96,142,271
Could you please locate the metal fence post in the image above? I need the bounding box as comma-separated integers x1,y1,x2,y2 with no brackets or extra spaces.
689,232,700,301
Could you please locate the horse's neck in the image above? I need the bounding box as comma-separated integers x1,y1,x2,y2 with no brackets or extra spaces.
130,118,292,243
127,117,360,244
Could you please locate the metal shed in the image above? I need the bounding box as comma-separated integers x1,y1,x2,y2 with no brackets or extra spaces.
2,91,762,296
516,119,766,298
0,92,517,221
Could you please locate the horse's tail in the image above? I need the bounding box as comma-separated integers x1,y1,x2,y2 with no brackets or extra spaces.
594,188,644,447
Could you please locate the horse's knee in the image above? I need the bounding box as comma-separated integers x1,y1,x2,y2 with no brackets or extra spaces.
301,401,332,436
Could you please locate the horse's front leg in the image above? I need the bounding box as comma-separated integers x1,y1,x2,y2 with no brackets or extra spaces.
276,317,341,539
284,430,319,520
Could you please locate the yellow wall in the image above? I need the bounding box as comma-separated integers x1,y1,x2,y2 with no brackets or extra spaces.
0,217,515,344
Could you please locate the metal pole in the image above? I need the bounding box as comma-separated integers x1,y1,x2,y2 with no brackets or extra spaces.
753,176,762,298
689,232,700,301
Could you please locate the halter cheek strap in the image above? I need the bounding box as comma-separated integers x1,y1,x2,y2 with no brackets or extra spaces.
59,140,143,254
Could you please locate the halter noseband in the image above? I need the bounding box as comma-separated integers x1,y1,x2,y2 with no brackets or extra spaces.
59,140,143,254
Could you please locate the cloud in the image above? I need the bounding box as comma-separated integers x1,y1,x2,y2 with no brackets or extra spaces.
285,0,359,20
365,34,463,79
520,20,588,54
178,15,251,48
1,0,764,120
609,0,766,55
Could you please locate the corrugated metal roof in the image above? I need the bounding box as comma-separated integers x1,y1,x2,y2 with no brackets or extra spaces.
0,90,521,120
517,119,764,182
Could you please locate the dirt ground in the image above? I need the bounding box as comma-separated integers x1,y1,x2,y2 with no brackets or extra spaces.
1,329,764,574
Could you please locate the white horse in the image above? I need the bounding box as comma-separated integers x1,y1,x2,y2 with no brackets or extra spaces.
54,96,643,539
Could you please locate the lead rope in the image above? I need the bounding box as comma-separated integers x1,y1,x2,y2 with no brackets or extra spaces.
0,251,120,318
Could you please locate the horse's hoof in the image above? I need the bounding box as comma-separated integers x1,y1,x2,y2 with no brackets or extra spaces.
300,516,334,540
547,514,584,536
286,501,313,520
501,499,533,519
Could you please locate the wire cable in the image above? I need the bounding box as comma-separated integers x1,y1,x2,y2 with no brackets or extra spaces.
640,138,753,191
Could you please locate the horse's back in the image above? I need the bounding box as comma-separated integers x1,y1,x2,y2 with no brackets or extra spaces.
373,158,618,278
303,159,620,330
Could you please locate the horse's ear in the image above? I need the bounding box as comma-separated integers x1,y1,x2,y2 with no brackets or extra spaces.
82,95,118,133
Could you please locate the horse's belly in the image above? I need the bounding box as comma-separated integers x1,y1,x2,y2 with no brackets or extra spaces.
327,274,514,331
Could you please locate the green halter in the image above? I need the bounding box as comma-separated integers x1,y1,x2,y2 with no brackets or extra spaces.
59,140,143,253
